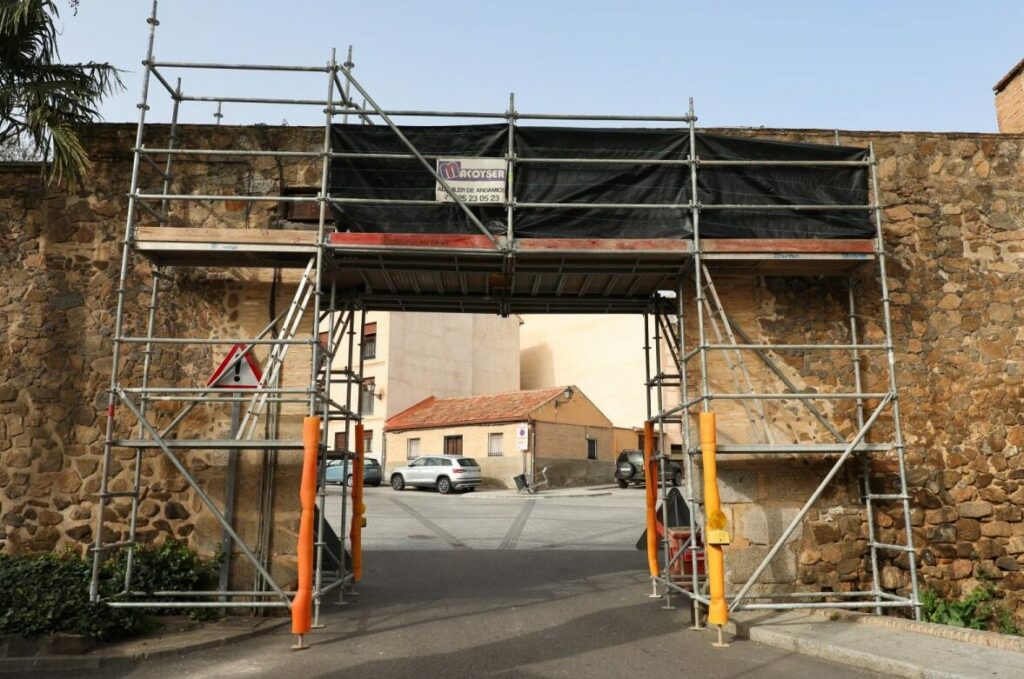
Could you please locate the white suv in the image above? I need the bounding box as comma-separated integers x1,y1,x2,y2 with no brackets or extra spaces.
390,455,482,494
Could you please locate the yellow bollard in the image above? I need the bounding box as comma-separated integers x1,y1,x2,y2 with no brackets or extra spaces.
350,424,365,582
700,412,730,647
643,421,660,590
291,416,320,650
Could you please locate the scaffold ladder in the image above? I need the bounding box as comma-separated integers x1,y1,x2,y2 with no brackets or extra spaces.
699,266,774,445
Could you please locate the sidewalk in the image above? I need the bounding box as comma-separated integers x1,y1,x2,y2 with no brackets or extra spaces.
727,609,1024,678
1,616,289,675
467,484,617,500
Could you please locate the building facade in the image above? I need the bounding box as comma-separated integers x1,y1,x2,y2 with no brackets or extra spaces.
995,58,1024,134
384,386,616,488
328,311,521,466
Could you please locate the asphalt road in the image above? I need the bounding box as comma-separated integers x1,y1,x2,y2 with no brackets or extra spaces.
104,487,878,678
324,484,649,551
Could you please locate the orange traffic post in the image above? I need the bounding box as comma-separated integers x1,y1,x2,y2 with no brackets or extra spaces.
292,415,320,650
350,424,365,582
643,420,660,597
700,412,730,648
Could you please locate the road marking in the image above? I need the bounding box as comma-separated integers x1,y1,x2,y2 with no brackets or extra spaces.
387,495,468,549
498,499,536,550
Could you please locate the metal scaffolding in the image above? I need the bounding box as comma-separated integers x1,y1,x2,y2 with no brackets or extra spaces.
90,0,919,625
643,102,920,621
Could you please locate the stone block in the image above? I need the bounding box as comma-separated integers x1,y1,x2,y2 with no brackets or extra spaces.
726,545,797,585
982,521,1012,537
957,500,993,518
955,518,981,541
718,469,758,503
740,506,802,546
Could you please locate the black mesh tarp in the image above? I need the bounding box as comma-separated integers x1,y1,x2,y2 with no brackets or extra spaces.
329,124,873,239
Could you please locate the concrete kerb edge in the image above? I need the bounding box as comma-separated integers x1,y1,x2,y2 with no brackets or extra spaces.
0,618,291,675
725,609,1024,679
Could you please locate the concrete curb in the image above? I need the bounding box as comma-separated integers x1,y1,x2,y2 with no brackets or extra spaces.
735,622,947,679
825,609,1024,653
727,611,1024,679
0,618,289,675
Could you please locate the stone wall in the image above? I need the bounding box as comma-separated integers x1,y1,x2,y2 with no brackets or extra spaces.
2,122,1024,618
692,127,1024,619
0,123,326,591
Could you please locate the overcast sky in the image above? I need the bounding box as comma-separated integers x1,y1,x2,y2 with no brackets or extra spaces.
57,0,1022,132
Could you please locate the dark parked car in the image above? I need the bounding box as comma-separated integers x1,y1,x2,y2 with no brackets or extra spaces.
325,457,382,487
615,450,682,489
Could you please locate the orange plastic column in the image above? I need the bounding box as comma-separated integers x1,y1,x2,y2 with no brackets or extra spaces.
292,416,320,639
643,420,660,578
350,424,365,582
700,412,728,628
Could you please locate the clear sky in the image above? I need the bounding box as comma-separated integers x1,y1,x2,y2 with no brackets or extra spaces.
57,0,1022,132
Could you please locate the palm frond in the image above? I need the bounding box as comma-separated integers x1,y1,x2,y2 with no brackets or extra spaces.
0,0,123,187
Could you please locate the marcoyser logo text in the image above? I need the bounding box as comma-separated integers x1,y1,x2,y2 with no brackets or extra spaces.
437,160,507,182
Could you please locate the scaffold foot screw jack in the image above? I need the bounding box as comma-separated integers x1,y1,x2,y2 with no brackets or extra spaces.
712,625,730,648
291,634,309,651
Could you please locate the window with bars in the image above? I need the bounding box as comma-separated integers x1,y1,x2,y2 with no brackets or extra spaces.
361,377,375,415
586,438,597,460
488,432,503,457
362,322,377,360
407,438,420,460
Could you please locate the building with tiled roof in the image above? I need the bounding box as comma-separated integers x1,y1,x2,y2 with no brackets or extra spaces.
383,385,620,488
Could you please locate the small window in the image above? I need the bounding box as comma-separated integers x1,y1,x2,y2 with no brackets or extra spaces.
444,435,463,456
364,429,374,453
334,431,347,453
362,322,377,360
586,438,597,461
361,377,375,415
488,432,503,457
407,438,420,460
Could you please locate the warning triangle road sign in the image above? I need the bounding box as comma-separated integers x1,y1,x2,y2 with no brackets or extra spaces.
207,344,264,389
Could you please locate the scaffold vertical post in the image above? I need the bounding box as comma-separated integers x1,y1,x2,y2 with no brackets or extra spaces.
90,0,160,603
869,142,921,620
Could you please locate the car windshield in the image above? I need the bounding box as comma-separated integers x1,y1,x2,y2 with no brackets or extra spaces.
365,459,380,468
627,452,644,463
458,458,479,467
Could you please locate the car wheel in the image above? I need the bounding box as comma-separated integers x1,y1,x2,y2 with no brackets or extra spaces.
437,477,453,495
390,474,405,491
616,479,629,489
346,474,354,488
672,470,683,487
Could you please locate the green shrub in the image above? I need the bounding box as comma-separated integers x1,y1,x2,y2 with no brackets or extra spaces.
0,551,152,641
921,583,1020,635
0,541,222,641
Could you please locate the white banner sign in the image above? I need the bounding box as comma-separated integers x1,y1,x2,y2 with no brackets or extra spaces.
516,423,529,451
435,157,508,204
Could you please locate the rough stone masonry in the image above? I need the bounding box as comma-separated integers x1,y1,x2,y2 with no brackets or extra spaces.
1,123,1023,618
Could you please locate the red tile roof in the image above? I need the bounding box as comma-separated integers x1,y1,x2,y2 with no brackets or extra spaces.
385,387,569,432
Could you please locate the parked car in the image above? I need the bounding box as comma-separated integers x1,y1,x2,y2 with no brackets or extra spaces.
325,457,382,487
615,450,682,489
389,455,482,494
